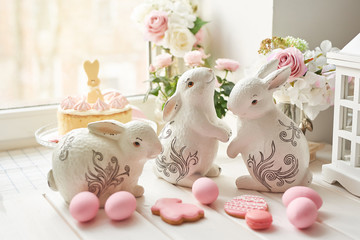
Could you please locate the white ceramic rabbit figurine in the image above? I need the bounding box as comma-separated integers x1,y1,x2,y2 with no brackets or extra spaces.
48,120,162,207
154,67,232,187
227,59,312,192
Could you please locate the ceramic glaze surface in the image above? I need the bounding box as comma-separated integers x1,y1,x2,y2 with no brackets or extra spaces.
154,67,231,187
227,59,312,192
48,120,162,207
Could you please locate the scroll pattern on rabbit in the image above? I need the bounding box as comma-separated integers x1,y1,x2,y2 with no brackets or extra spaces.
156,121,199,183
246,119,302,191
85,150,130,198
59,135,75,161
278,119,302,146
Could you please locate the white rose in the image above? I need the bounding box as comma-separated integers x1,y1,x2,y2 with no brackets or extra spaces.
163,25,196,57
131,0,172,24
131,3,153,24
169,12,196,29
169,1,196,28
273,85,291,103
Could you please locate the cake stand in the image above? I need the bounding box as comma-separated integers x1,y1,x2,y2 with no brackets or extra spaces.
35,123,60,148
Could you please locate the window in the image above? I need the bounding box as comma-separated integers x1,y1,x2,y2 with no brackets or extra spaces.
0,0,148,109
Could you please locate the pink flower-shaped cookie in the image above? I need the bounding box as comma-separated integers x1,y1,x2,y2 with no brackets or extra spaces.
151,198,204,225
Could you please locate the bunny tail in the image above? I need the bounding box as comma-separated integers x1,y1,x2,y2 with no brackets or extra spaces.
47,170,58,191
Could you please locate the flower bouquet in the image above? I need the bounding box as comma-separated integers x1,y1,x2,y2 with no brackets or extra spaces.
258,36,339,130
132,0,239,119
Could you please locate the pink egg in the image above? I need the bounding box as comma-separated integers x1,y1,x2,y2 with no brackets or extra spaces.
286,197,318,229
69,191,99,222
282,186,322,209
105,191,137,221
192,177,219,205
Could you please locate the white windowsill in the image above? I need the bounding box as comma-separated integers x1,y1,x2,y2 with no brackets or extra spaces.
0,95,157,151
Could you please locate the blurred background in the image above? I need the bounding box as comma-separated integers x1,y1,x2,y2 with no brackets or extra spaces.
1,0,360,143
201,0,360,143
0,0,148,109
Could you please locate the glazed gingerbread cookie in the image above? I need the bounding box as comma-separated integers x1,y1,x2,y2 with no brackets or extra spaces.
151,198,204,225
224,195,268,218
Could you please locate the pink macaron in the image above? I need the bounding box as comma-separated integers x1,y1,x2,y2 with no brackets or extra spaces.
245,210,273,230
192,177,219,205
286,197,318,229
69,191,100,223
282,186,322,209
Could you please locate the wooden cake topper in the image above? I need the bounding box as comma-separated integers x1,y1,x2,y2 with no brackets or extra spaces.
84,59,104,103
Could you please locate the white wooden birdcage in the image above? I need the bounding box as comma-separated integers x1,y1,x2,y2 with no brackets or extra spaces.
322,33,360,197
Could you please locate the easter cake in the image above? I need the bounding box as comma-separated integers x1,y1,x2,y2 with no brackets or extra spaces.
57,60,132,135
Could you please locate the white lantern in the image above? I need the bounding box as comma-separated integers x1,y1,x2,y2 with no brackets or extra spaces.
322,33,360,196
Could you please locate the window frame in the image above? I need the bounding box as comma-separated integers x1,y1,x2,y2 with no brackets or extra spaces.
0,95,156,151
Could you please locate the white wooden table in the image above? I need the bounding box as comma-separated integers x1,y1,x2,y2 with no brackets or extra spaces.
1,143,359,240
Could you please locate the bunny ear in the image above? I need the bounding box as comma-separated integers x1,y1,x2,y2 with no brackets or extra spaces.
83,60,92,73
83,59,100,77
263,66,291,90
92,60,99,75
256,59,279,79
88,120,125,140
163,93,182,122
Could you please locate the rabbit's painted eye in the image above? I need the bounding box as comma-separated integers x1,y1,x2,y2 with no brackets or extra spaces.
251,100,258,105
187,81,194,88
133,141,141,147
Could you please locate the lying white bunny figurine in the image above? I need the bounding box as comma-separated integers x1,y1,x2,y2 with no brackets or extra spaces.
154,67,232,187
227,59,312,192
48,120,162,207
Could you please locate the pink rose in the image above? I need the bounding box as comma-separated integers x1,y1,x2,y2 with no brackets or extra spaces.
149,64,156,73
154,53,173,69
198,48,210,58
269,47,307,78
184,50,209,67
144,10,168,43
215,58,240,72
194,28,205,46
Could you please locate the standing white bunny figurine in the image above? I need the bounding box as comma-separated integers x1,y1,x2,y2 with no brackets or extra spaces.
155,67,232,187
227,59,312,192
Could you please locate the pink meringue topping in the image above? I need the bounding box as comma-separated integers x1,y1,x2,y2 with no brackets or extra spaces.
109,96,129,109
103,91,122,102
60,96,76,110
73,98,91,111
92,98,110,111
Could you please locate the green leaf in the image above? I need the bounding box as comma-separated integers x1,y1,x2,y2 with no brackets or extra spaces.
314,69,322,75
158,76,171,84
213,90,227,118
204,58,211,68
171,75,180,85
189,17,208,35
221,81,235,96
149,86,160,96
150,77,161,83
164,85,174,97
216,76,223,84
